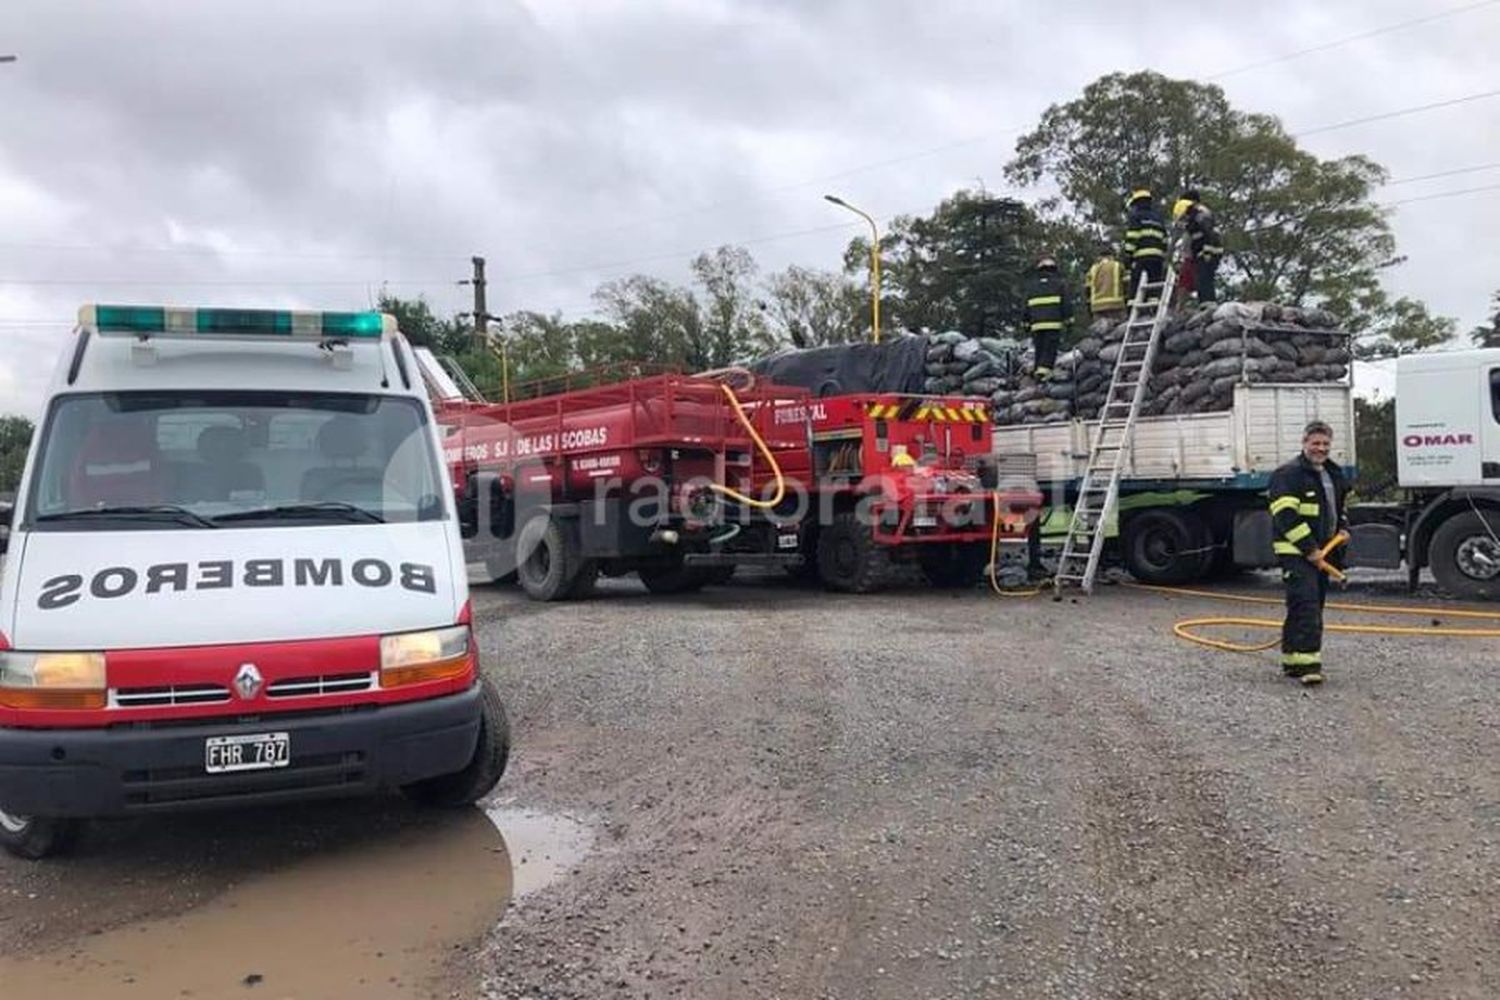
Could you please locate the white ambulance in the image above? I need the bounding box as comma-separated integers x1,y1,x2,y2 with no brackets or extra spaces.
0,305,508,858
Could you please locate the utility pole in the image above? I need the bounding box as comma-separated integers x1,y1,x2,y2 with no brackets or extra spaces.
469,256,488,350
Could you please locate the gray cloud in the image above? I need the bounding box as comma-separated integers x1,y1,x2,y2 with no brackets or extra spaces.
1,0,1497,419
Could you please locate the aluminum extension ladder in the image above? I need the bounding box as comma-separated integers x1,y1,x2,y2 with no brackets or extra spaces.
1053,246,1181,595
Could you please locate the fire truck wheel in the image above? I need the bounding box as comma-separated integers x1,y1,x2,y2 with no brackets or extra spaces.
817,512,886,593
638,561,710,594
516,515,586,601
0,809,81,860
402,676,511,808
920,542,988,588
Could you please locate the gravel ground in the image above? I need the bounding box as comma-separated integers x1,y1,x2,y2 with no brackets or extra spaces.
1,568,1496,999
475,570,1500,1000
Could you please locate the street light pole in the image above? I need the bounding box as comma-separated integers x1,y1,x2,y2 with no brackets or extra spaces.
824,195,881,344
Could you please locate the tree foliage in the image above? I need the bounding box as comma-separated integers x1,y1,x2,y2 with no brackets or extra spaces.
1005,70,1452,355
1353,395,1397,499
1472,290,1500,348
0,415,34,495
845,191,1066,340
761,265,866,348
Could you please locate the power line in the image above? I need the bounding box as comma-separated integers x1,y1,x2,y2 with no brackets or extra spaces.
1294,87,1500,137
0,241,467,263
1382,181,1500,207
1383,161,1500,186
1207,0,1500,81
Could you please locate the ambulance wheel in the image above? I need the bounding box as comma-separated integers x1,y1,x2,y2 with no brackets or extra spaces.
516,515,585,601
817,512,886,593
1429,510,1500,601
403,676,510,808
0,809,81,860
638,560,709,594
920,542,988,589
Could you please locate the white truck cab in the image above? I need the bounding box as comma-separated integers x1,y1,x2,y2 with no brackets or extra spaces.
0,305,509,858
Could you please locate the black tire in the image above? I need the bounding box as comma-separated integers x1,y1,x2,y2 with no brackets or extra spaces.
566,561,600,598
1121,508,1214,585
0,809,82,860
638,559,710,594
516,515,585,602
402,676,510,807
816,511,887,593
1428,510,1500,601
920,542,988,589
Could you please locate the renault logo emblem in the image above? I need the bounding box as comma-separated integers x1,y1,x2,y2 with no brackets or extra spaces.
234,663,264,700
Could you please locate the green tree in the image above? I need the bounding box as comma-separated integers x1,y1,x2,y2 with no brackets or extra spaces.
0,415,34,495
594,274,707,370
692,246,774,366
1471,290,1500,348
1005,71,1453,353
845,191,1066,339
1353,395,1397,498
761,265,866,348
378,293,470,355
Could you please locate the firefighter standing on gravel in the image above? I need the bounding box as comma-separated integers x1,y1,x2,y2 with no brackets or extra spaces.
1268,420,1350,686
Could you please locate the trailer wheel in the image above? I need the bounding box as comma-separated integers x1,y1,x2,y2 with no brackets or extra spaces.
402,676,510,808
920,542,988,589
0,808,81,860
817,512,887,593
516,515,586,601
1429,510,1500,601
1122,509,1213,585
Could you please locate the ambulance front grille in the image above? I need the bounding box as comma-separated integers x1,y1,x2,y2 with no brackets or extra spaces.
112,685,232,708
266,672,376,698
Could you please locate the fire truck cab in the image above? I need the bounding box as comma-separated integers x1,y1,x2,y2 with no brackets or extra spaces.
792,393,1041,592
0,305,509,859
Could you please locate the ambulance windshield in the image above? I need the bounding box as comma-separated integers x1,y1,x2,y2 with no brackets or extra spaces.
26,391,446,529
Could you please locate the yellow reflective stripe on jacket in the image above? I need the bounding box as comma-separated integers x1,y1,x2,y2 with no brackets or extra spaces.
1285,522,1312,544
1131,247,1165,258
1273,541,1303,555
1269,496,1301,515
1027,295,1062,306
1029,320,1064,331
1297,502,1321,516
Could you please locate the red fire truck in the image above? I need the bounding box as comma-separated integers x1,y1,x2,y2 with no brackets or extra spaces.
430,367,1041,599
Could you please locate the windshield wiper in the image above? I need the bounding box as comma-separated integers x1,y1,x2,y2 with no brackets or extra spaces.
37,505,219,529
213,502,385,524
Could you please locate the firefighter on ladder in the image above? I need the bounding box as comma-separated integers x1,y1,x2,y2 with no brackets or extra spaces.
1023,256,1072,379
1267,420,1350,686
1123,189,1168,303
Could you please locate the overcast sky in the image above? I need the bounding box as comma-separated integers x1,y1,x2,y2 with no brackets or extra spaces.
2,0,1497,417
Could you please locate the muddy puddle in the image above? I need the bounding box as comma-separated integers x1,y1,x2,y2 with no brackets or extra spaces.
0,804,592,998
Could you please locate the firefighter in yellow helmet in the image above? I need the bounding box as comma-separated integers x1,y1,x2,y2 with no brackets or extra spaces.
1123,189,1168,303
1173,188,1224,304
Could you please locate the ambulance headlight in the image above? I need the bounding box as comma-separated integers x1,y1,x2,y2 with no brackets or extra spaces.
379,626,472,688
0,651,107,710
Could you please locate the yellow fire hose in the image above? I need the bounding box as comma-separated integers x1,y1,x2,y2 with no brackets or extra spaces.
708,382,786,510
986,516,1500,649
